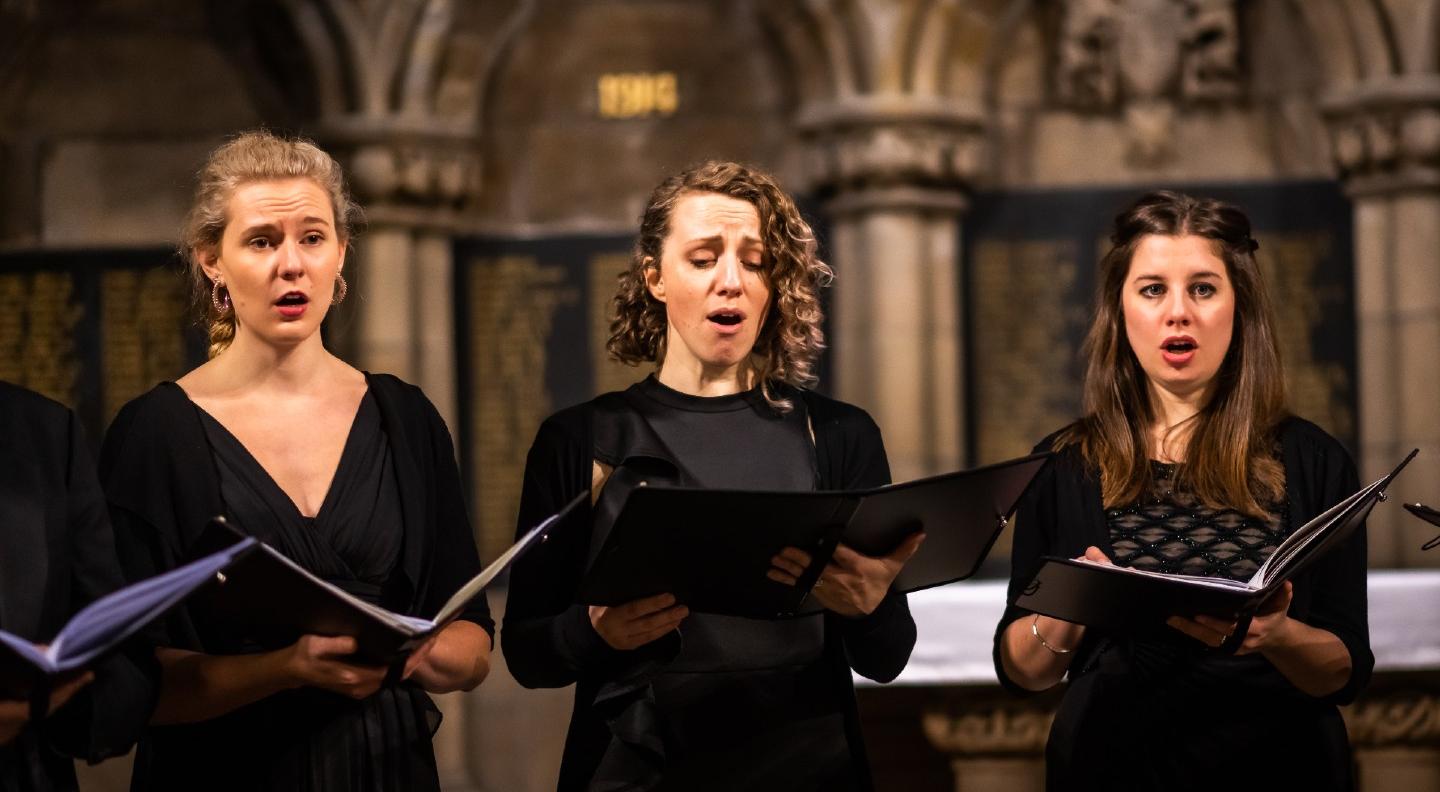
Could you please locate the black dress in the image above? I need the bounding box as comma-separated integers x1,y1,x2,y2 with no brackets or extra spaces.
99,375,492,792
503,376,916,792
0,382,156,792
994,418,1373,792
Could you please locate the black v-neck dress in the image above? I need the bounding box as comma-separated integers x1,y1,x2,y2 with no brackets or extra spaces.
100,375,493,792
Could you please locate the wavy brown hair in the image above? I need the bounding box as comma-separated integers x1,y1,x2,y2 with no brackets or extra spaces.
1056,191,1288,518
180,130,359,358
607,161,832,412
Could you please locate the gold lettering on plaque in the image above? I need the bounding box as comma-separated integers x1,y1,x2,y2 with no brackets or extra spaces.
468,256,579,559
971,240,1087,464
598,72,678,118
589,253,644,396
0,272,81,406
1257,234,1353,443
101,268,188,424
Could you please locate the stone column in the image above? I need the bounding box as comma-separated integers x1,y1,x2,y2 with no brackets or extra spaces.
801,105,984,479
1345,691,1440,791
1325,87,1440,567
922,697,1053,792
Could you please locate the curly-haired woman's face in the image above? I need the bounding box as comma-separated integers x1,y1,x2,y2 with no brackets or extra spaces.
1121,234,1235,403
646,192,771,380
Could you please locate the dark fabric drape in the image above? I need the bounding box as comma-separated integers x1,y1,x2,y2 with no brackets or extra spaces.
0,382,157,792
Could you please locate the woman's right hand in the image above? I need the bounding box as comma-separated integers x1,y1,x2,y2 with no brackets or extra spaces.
588,593,689,651
282,635,387,699
0,669,94,745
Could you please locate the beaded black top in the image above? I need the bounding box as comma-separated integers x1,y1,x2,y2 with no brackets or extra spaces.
1107,461,1289,582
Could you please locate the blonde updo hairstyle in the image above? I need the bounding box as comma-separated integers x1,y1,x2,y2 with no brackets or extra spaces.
181,130,359,358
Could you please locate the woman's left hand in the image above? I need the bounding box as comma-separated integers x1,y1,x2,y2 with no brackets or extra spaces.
768,533,925,617
1167,581,1295,654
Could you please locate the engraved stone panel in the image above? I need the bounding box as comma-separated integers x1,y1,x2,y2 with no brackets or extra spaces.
466,255,579,559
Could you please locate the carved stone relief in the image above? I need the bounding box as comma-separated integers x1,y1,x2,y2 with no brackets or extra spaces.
1053,0,1242,166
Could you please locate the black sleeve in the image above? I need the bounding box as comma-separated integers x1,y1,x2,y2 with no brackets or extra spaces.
417,399,493,637
43,410,159,762
1296,444,1372,705
991,439,1061,695
98,397,204,651
501,412,621,688
829,409,916,683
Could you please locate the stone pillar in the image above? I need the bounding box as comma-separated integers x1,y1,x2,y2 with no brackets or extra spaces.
801,106,983,479
922,699,1053,792
1345,691,1440,792
1325,87,1440,567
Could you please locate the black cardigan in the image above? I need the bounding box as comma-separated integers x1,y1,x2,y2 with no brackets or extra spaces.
97,374,493,782
0,382,157,792
993,416,1374,704
502,387,916,791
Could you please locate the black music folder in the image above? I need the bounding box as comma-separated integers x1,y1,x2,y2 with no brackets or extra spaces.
577,452,1051,619
0,539,256,699
1013,449,1418,634
188,491,586,662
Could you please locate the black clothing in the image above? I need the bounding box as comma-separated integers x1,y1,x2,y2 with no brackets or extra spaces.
994,418,1373,792
0,382,156,792
1107,461,1290,580
503,377,916,792
99,374,493,792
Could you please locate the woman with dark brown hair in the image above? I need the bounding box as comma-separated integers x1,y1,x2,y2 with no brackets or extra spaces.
993,191,1371,791
502,161,921,791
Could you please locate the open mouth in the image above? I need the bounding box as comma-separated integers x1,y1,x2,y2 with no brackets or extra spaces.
1162,337,1196,354
708,310,743,326
276,292,309,307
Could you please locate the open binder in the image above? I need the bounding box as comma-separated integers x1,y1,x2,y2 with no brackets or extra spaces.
577,452,1051,619
0,539,256,699
1013,449,1419,638
189,491,586,662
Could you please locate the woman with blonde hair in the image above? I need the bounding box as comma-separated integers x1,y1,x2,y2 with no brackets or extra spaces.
994,191,1371,791
100,130,492,791
503,161,922,791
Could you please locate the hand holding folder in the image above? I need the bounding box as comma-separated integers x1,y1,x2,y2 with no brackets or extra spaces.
187,492,585,663
1013,450,1418,646
0,539,256,702
578,453,1051,619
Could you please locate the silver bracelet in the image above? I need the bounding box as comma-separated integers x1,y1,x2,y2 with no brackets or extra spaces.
1031,614,1072,654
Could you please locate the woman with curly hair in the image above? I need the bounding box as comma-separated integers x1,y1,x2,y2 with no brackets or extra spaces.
502,161,921,791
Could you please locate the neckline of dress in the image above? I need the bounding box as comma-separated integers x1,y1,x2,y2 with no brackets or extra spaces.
180,382,372,522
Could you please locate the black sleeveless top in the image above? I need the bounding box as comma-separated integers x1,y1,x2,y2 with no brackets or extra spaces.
595,376,861,790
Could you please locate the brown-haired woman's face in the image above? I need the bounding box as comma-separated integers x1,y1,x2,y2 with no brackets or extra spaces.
204,178,345,349
645,192,770,374
1121,234,1235,400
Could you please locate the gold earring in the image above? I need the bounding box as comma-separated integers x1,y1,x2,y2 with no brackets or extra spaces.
332,274,348,306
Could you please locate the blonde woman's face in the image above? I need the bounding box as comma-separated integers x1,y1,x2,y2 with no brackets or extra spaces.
206,178,345,349
646,193,771,376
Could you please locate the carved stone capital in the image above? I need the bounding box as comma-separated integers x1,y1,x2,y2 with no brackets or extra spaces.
1323,76,1440,196
923,702,1056,757
318,119,481,227
1345,692,1440,748
797,96,986,214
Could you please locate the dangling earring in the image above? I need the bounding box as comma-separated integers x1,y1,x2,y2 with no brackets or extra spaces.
332,274,348,306
211,278,230,313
